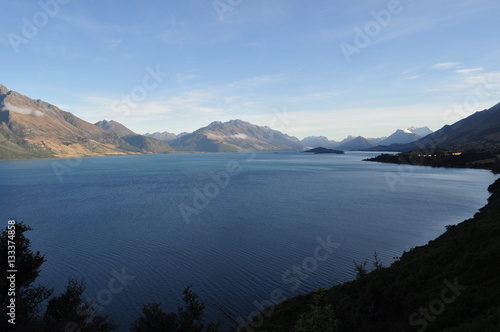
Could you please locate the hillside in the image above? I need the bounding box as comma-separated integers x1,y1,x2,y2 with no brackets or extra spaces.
122,135,174,153
170,119,304,152
95,119,174,153
241,176,500,331
0,84,142,160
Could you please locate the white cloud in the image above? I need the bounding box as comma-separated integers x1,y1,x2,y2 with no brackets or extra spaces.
1,102,44,117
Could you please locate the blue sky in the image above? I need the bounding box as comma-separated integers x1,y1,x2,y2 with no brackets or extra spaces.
1,0,500,140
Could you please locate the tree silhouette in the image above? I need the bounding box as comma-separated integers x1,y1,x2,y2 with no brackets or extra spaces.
0,223,117,331
131,285,220,332
0,222,53,330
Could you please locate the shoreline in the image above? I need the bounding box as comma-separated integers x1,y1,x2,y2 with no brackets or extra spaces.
364,151,500,174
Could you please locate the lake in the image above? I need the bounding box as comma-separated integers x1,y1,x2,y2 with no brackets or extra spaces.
0,151,497,330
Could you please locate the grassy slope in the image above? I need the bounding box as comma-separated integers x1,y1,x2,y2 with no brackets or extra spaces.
242,178,500,332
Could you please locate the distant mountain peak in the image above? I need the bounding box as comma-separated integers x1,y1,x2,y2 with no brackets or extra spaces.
0,84,9,95
304,135,329,139
95,119,136,137
171,119,303,152
406,126,433,137
336,136,376,151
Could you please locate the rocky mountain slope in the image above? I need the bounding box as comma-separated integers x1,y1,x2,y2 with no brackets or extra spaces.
170,119,304,152
0,84,142,160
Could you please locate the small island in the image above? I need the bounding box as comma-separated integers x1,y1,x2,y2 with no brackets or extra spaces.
304,147,345,154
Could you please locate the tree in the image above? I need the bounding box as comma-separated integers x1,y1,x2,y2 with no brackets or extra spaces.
131,303,177,332
43,278,118,332
131,285,220,332
294,290,340,332
0,222,117,331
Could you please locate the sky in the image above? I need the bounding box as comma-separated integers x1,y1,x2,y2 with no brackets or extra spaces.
1,0,500,140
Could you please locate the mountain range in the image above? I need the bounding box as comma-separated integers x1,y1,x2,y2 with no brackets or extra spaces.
1,84,498,160
372,103,500,152
300,127,432,151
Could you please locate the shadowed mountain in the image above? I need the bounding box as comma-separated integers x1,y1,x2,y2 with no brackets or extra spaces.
372,103,500,152
336,136,376,151
0,84,142,160
170,119,304,152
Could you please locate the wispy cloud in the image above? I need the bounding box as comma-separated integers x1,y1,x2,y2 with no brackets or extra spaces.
432,62,461,70
403,74,424,80
58,14,140,36
175,73,199,83
75,90,225,121
106,38,123,50
1,102,44,116
228,74,287,89
454,67,484,74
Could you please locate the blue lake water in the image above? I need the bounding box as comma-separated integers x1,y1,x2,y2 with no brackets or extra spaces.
0,151,497,330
